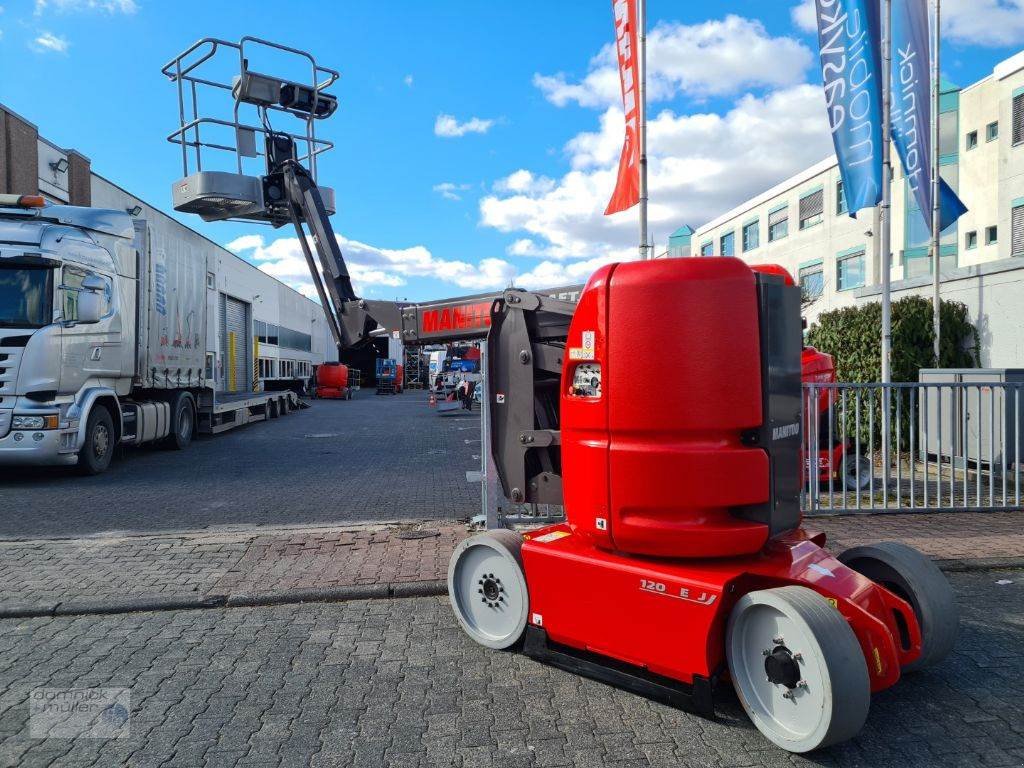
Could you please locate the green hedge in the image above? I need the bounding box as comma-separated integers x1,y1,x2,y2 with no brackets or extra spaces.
806,297,979,450
806,295,980,382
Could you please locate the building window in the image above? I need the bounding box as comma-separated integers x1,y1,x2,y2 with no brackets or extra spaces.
799,263,824,301
986,121,999,142
836,250,866,291
206,271,215,289
742,220,759,252
836,181,848,215
965,230,978,250
966,131,978,150
939,110,958,157
768,206,789,242
700,240,713,256
799,189,824,230
1013,92,1024,145
1012,205,1024,256
720,231,735,257
986,225,998,245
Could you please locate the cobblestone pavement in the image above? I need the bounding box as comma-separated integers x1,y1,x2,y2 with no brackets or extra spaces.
0,394,481,539
4,511,1024,613
0,570,1021,768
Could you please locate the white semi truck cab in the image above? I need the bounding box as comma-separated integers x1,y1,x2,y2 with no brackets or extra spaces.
0,194,206,473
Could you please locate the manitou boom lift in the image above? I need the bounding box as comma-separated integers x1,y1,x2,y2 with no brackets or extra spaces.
165,37,957,754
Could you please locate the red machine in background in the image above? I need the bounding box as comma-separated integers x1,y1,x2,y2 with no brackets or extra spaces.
449,259,957,753
802,346,871,491
315,362,353,400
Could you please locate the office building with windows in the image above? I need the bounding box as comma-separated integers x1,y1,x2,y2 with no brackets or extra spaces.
677,51,1024,366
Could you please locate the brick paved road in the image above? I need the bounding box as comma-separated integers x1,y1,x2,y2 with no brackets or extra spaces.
1,570,1021,768
0,394,481,539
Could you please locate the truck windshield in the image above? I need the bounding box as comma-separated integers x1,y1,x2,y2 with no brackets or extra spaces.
0,266,53,328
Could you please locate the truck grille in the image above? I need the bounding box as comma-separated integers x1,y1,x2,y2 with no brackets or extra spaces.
0,410,10,440
0,345,21,398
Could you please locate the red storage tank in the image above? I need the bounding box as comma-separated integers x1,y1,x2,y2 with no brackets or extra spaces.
395,364,404,393
560,258,771,559
316,362,350,399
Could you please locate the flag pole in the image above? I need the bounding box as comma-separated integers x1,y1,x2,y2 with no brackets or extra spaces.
638,0,649,260
880,0,893,385
931,0,942,363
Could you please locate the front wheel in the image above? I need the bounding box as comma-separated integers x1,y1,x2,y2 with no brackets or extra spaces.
727,585,870,753
77,407,115,475
838,542,958,672
448,530,529,650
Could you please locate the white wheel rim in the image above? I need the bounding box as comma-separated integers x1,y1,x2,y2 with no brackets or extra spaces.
728,599,833,750
449,537,528,649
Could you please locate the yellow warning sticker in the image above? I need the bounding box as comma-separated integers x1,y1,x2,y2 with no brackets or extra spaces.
872,647,884,675
827,598,839,609
534,530,571,544
568,348,590,360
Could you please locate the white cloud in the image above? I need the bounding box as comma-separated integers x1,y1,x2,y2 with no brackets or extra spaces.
493,170,556,196
434,113,496,138
943,0,1024,46
35,0,136,13
433,182,472,201
403,74,413,87
791,0,816,34
31,31,67,53
227,232,519,295
535,15,812,108
480,84,834,261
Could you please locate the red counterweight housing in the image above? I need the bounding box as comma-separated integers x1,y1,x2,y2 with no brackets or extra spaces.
316,362,350,399
560,258,803,558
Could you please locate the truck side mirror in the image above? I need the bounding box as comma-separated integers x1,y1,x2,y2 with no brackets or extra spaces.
76,277,107,324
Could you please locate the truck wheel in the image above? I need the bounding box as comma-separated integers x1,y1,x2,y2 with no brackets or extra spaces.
727,585,870,753
838,542,958,672
78,407,115,475
165,393,195,450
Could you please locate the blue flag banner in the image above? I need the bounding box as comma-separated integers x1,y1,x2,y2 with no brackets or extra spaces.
813,0,884,214
891,0,968,231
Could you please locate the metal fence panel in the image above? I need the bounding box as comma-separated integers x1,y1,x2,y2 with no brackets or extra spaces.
802,382,1024,515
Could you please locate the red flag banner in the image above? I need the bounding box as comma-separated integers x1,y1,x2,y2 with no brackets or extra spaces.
605,0,640,216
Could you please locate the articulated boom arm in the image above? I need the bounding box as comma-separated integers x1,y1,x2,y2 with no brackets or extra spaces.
281,159,577,505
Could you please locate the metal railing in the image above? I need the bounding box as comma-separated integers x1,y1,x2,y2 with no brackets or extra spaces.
803,382,1023,515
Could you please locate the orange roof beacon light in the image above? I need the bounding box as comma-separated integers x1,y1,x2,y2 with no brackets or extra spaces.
0,194,46,208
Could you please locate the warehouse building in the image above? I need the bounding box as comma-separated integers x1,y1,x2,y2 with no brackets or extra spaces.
0,103,337,394
673,51,1024,367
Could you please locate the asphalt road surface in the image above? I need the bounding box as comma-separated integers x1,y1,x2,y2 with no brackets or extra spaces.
0,393,481,540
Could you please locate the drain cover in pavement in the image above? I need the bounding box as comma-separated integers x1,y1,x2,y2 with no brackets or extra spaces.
396,530,440,540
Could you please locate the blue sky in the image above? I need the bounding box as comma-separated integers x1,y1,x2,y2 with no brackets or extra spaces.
1,0,1023,301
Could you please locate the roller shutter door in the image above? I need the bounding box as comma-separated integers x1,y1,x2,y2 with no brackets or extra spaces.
219,294,249,393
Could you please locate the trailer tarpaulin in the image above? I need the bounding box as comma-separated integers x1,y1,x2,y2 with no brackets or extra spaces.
605,0,641,216
891,0,967,231
812,0,884,215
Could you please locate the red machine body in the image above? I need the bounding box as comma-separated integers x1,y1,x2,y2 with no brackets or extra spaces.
395,363,404,394
801,346,847,485
316,362,351,399
520,258,921,702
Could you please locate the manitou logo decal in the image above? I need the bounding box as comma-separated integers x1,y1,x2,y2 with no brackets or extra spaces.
772,422,800,441
420,302,492,335
640,579,718,606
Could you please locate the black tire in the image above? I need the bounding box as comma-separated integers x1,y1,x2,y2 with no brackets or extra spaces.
165,392,195,450
838,541,958,672
77,406,115,475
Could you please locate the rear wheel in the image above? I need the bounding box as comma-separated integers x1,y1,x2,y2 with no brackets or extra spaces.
77,407,115,475
165,392,195,450
727,585,870,753
838,542,958,672
448,530,529,650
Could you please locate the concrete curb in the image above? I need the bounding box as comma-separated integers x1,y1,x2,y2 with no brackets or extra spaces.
1,555,1021,621
0,580,448,620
